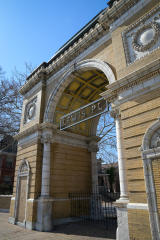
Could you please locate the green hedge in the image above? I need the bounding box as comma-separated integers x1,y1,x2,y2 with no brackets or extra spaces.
0,184,13,195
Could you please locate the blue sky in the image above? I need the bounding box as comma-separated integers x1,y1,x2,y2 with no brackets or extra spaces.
1,0,108,79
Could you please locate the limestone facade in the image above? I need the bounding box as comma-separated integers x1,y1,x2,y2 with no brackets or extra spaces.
9,0,160,239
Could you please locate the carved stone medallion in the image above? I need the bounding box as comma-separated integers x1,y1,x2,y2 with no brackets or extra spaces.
132,22,159,52
27,103,36,120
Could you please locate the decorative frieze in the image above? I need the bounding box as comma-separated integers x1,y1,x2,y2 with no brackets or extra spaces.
101,59,160,103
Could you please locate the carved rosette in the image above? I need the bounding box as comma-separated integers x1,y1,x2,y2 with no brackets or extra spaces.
132,21,160,52
88,144,99,153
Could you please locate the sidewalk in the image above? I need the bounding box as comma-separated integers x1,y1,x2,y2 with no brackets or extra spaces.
0,213,116,240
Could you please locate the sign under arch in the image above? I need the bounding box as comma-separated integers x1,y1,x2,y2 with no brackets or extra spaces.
60,97,109,130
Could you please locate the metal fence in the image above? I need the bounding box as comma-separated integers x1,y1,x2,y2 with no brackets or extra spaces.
68,186,120,229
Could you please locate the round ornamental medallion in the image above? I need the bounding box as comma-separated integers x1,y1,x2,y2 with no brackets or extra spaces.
27,103,35,119
132,22,159,52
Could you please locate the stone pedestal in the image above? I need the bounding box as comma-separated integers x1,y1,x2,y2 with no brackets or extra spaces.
35,198,52,232
114,201,129,240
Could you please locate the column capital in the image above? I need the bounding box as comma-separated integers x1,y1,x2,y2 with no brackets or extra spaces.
88,144,99,153
109,109,120,119
40,135,52,145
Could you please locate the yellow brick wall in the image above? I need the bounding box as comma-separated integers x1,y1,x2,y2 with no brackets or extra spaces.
0,196,11,209
50,143,91,198
52,201,71,219
13,140,43,199
121,87,160,203
50,143,91,219
26,201,37,222
10,139,43,222
9,199,15,217
86,39,117,79
128,209,152,240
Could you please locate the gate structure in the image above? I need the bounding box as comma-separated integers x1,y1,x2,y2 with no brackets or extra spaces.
69,186,120,229
8,0,160,239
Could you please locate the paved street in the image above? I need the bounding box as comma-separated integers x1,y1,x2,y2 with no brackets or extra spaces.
0,213,116,240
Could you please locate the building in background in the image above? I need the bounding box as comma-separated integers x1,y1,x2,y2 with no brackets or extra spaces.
0,136,17,188
97,158,109,187
102,162,120,193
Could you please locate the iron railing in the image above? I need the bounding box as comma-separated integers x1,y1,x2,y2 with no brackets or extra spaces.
68,186,120,229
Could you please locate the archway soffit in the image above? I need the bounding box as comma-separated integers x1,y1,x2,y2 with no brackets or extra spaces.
44,59,115,123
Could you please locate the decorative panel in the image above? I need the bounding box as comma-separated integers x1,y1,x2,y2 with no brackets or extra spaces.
17,176,27,223
24,97,37,124
122,5,160,65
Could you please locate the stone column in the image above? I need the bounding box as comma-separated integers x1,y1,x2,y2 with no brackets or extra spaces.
110,109,129,201
110,109,129,240
88,144,99,188
35,131,53,232
88,144,103,220
40,136,51,197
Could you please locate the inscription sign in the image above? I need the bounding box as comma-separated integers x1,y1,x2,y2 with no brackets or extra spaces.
60,97,109,130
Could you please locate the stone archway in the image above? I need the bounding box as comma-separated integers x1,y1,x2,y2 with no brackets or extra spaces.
44,59,115,123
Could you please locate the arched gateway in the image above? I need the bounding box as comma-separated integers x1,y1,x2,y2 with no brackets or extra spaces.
9,1,160,239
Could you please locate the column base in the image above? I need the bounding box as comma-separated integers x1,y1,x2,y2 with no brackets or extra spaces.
8,217,16,225
114,200,129,240
35,198,52,232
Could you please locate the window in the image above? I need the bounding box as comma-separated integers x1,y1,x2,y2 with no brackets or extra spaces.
4,176,12,185
6,155,14,167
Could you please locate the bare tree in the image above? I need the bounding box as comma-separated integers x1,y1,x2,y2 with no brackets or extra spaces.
0,63,35,141
96,110,117,164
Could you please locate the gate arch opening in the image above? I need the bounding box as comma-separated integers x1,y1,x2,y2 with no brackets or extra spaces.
44,59,115,124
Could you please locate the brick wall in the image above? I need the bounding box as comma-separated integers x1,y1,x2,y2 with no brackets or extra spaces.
0,195,12,210
120,87,160,239
128,209,152,240
50,143,91,219
14,140,43,200
10,139,43,222
121,87,160,204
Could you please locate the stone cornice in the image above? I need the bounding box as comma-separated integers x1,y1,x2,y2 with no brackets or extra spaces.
101,58,160,102
14,123,58,141
14,122,101,149
99,0,141,28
